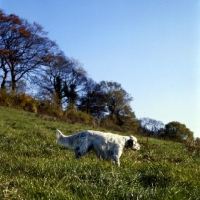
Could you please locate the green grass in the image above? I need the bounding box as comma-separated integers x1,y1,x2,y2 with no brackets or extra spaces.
0,106,200,199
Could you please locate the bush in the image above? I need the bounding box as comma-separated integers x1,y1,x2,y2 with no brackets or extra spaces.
15,93,38,113
37,100,63,117
100,115,123,132
185,138,200,156
0,89,12,106
64,109,94,126
0,90,38,112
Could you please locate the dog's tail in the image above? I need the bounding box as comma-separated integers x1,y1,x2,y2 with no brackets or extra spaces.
56,129,63,140
55,129,79,150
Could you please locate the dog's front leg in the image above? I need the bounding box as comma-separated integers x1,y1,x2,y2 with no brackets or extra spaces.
112,155,120,166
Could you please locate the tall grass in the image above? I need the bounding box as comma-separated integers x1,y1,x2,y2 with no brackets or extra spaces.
0,106,200,199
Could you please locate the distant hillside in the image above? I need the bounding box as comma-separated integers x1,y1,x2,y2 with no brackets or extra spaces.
0,106,200,199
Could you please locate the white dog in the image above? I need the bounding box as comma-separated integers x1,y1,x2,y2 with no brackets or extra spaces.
56,129,140,166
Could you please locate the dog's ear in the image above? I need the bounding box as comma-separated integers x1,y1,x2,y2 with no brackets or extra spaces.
130,136,134,140
126,136,133,147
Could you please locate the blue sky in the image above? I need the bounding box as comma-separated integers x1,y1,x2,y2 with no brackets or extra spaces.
1,0,200,137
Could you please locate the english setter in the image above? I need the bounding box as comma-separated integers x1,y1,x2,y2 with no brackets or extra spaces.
56,129,140,166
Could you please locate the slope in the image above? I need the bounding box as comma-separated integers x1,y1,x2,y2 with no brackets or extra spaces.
0,106,199,199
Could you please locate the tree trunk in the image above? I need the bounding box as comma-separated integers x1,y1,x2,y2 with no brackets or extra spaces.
0,59,8,89
11,67,16,95
0,69,8,89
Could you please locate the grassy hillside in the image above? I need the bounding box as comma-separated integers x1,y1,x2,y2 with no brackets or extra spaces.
0,106,199,200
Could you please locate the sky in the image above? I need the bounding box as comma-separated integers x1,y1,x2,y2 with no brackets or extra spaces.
1,0,200,137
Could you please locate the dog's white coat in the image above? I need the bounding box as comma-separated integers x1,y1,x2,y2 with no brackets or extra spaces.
56,129,140,166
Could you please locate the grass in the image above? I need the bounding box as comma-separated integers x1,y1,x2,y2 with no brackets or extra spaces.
0,106,200,199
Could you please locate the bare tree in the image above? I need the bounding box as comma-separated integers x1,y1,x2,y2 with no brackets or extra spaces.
62,59,87,109
34,51,70,106
0,56,8,89
139,118,165,136
35,52,87,110
0,10,56,93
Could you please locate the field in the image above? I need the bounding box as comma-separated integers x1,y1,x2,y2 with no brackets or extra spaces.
0,106,200,199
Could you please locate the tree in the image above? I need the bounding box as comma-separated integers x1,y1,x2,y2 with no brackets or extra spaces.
100,81,132,115
62,59,87,109
35,51,70,107
78,78,107,118
164,121,194,142
35,52,87,110
99,81,138,131
139,118,165,136
0,55,8,89
195,137,200,146
0,10,56,94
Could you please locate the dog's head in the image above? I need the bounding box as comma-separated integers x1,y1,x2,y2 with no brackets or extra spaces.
126,136,140,150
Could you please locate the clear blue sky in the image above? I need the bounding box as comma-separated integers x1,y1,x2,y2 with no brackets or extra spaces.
1,0,200,137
